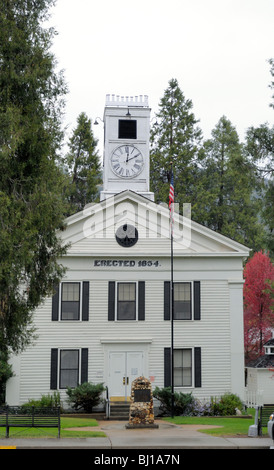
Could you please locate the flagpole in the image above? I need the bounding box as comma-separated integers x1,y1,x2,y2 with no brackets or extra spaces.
171,212,174,419
169,165,175,419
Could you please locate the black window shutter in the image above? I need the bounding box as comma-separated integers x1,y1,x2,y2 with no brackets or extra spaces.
164,281,170,320
108,281,115,321
50,349,58,390
164,348,171,387
82,281,89,321
81,348,88,384
194,281,201,320
138,281,145,321
52,284,59,321
194,347,202,388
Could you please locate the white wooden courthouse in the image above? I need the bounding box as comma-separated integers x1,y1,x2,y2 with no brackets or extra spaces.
6,95,250,408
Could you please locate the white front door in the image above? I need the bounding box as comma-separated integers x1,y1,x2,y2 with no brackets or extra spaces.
109,351,143,400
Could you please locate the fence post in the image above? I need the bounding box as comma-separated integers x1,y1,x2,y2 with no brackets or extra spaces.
57,406,60,438
5,405,9,438
32,406,35,428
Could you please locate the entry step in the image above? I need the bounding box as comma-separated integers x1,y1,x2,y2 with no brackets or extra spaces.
109,401,130,420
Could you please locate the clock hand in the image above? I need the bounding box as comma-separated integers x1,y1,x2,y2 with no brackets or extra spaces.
127,154,140,162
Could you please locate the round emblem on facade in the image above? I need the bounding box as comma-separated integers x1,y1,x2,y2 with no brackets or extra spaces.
115,224,138,247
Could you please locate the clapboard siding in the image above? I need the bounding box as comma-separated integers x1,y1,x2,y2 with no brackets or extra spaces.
11,277,238,405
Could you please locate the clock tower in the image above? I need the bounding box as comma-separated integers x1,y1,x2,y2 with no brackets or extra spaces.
100,94,154,201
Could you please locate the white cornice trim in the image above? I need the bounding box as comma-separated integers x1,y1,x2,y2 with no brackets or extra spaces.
100,337,153,344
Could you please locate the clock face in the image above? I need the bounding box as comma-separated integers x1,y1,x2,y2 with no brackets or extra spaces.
110,145,144,178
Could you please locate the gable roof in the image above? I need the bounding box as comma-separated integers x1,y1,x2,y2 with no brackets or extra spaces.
264,338,274,347
246,355,274,368
61,190,250,258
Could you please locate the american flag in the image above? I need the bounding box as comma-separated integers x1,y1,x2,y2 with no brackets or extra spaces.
169,172,174,235
169,172,174,209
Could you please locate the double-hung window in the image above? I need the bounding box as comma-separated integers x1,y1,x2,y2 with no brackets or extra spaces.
164,281,200,321
59,349,79,389
174,282,191,320
108,281,145,321
61,282,81,320
50,348,88,390
117,282,136,320
174,349,192,387
52,281,89,322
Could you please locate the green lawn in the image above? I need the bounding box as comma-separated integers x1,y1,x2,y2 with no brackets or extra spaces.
0,410,269,439
163,409,268,437
0,417,107,439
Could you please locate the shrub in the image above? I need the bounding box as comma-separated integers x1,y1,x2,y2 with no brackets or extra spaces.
22,392,63,411
153,387,193,416
210,393,243,416
153,388,244,417
187,394,244,417
66,382,105,413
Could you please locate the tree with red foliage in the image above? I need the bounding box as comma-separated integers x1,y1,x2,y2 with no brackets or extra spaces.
243,251,274,362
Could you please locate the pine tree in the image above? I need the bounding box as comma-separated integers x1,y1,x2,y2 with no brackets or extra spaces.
198,116,264,250
65,112,101,215
150,78,204,216
0,0,68,365
245,124,274,256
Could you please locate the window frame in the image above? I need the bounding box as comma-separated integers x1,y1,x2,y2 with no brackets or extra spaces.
60,281,82,321
59,349,80,389
116,281,138,321
173,282,192,321
173,348,193,388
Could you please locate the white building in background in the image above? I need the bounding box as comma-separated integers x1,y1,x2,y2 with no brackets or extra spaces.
6,95,250,408
245,336,274,406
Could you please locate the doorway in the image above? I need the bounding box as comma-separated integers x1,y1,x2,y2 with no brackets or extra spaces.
109,351,144,401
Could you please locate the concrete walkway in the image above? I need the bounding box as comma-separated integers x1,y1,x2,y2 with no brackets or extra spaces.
0,420,272,449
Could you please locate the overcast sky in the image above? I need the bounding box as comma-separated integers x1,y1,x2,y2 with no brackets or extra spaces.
50,0,274,156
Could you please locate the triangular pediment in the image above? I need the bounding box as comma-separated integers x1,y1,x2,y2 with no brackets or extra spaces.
60,190,250,258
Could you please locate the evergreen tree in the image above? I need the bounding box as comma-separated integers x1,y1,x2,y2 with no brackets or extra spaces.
150,78,204,217
244,58,274,256
245,124,274,256
65,112,101,215
0,0,68,371
198,116,264,250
